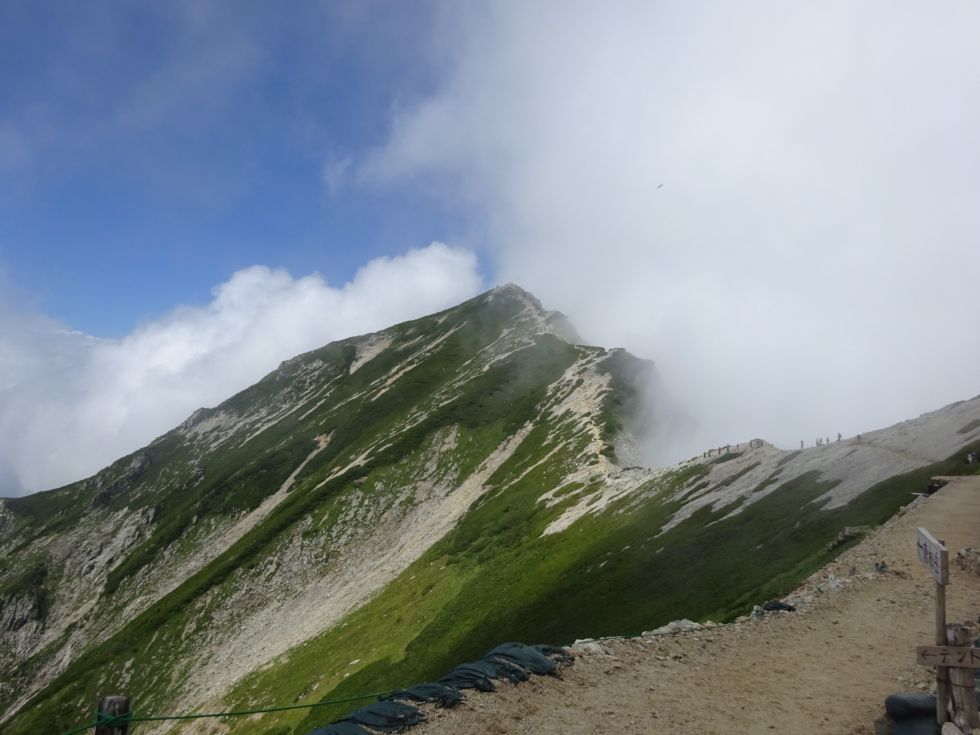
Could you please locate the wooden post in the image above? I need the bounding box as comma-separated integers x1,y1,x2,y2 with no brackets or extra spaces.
918,528,950,725
946,625,980,731
935,579,949,726
94,695,130,735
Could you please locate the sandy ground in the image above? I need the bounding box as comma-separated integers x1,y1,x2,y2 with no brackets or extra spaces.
415,476,980,735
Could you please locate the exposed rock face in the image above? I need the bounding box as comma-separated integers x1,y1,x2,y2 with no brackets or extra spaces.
0,584,46,688
0,592,42,634
89,453,151,509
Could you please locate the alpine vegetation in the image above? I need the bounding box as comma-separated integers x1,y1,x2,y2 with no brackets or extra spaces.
2,285,979,734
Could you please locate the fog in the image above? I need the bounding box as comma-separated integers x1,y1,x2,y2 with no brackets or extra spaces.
365,1,980,459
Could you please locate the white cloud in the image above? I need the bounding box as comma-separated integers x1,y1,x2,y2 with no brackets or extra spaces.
364,1,980,459
0,242,483,496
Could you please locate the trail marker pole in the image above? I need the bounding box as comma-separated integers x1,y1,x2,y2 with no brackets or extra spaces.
935,579,949,727
915,527,949,725
945,625,980,730
94,695,130,735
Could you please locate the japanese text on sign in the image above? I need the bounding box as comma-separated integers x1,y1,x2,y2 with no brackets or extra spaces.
916,646,980,668
916,527,948,585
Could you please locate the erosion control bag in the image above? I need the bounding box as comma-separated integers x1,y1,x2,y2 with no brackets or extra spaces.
382,683,465,708
488,642,559,675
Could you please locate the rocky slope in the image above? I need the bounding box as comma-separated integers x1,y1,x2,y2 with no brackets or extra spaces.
1,285,978,735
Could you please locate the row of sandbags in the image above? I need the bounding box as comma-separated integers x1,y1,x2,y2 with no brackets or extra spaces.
307,642,572,735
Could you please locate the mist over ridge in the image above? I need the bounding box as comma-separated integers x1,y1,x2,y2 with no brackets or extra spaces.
3,1,979,496
364,1,980,455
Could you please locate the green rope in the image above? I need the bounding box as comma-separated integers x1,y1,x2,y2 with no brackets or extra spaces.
62,715,116,735
60,689,394,735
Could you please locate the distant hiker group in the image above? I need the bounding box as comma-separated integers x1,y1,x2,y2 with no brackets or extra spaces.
702,439,765,458
806,432,848,449
700,432,870,458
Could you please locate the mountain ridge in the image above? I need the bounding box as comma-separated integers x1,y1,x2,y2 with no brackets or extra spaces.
0,284,645,729
1,285,979,734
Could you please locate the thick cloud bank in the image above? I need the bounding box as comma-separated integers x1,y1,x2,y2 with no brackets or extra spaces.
366,1,980,457
0,243,482,496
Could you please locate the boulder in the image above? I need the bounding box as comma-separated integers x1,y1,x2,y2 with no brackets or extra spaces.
642,619,702,636
570,639,607,655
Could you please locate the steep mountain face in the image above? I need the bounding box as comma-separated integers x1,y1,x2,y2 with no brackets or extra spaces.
1,285,979,735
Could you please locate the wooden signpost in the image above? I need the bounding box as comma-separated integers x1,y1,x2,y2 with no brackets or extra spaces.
916,645,980,668
916,527,951,725
914,526,980,730
944,626,980,731
916,527,949,585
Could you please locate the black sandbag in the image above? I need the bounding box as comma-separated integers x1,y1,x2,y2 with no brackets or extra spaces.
533,643,574,665
306,723,371,735
342,701,424,732
456,659,528,684
762,600,796,612
487,642,558,675
480,657,531,683
439,665,496,692
890,717,940,735
884,693,937,720
382,682,465,708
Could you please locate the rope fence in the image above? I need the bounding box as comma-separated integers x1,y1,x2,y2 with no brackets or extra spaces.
58,627,689,734
61,689,395,735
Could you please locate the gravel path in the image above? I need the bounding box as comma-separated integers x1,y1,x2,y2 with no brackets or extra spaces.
415,476,980,734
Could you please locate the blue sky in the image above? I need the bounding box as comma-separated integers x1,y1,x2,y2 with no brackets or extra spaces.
2,1,979,495
0,1,468,336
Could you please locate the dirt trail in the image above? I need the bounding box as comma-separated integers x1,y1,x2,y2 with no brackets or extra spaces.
416,476,980,735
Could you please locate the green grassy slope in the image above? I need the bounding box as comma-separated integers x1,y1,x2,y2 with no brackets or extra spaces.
4,285,979,735
213,439,980,735
2,288,587,733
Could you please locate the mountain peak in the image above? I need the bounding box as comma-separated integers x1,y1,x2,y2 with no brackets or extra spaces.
483,282,544,312
481,283,582,344
489,281,533,297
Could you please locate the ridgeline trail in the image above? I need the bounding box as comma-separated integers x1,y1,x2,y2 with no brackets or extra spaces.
414,476,980,735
